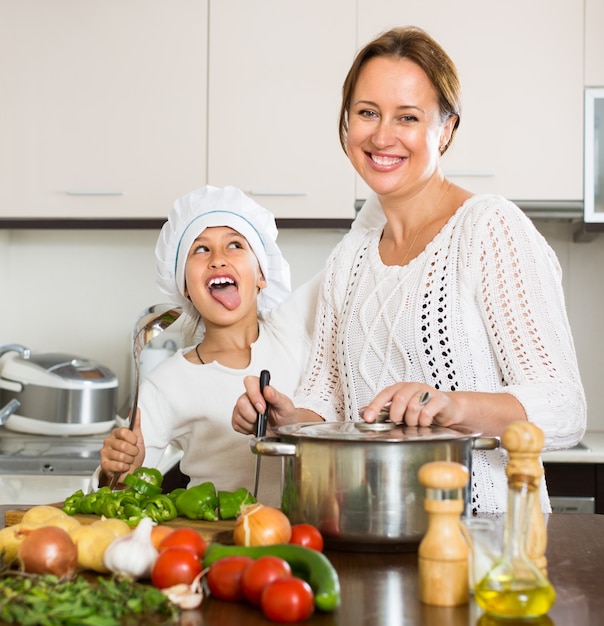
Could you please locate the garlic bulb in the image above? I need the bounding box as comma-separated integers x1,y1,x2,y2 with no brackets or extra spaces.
103,516,159,579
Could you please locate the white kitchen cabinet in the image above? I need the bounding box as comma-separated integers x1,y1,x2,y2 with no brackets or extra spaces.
585,0,604,87
207,1,357,220
355,0,584,203
0,0,207,221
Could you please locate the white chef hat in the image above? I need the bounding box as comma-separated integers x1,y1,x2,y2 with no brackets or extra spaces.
155,185,291,316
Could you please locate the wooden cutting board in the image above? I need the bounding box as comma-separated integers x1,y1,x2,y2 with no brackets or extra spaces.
4,504,235,544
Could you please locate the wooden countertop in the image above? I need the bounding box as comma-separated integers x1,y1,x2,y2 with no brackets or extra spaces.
2,506,603,625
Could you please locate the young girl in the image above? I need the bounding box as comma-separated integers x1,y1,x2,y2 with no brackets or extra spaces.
97,185,312,506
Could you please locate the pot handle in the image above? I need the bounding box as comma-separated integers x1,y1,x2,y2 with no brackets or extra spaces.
250,437,296,457
473,436,500,451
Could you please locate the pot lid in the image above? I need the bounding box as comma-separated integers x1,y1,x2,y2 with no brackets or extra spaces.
275,421,482,443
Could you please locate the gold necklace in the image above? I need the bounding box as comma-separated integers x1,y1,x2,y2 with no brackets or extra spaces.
399,183,451,266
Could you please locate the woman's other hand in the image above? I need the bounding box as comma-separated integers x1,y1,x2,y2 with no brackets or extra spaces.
360,383,454,428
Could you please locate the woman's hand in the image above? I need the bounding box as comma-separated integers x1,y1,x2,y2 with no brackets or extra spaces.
360,383,456,428
232,375,321,435
99,408,145,482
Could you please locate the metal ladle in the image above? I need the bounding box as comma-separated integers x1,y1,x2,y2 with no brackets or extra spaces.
108,303,182,489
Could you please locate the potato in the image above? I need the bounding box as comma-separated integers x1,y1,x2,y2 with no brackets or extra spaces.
70,525,116,573
0,523,35,561
21,505,69,526
90,518,131,538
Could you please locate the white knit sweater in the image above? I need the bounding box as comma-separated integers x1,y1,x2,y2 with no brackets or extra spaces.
294,194,586,513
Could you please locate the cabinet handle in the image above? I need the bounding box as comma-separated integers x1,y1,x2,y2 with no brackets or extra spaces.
444,171,495,178
66,190,124,196
248,191,307,197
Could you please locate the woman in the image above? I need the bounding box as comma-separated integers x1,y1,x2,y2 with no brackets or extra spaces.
232,26,586,513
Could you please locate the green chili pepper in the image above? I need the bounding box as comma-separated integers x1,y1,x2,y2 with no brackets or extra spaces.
123,473,163,497
132,466,163,488
175,481,219,521
218,487,257,520
62,489,85,516
144,494,178,523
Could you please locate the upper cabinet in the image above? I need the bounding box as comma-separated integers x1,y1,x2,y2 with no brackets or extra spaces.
585,0,604,87
356,0,584,204
207,0,357,220
0,0,207,221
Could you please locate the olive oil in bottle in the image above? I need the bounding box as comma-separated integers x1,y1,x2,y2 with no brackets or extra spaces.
474,422,555,619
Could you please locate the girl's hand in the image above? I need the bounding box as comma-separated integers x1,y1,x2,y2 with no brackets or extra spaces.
232,375,309,435
99,408,145,482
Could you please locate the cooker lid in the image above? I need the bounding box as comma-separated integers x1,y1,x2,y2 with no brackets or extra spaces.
275,421,482,442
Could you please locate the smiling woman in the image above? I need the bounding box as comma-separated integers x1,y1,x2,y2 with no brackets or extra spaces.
232,26,586,516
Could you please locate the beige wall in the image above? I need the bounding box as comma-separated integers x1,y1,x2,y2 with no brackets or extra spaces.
1,222,602,431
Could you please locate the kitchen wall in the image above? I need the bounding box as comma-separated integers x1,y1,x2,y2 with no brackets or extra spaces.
0,221,603,432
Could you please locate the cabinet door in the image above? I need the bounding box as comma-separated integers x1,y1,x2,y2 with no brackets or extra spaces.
0,0,207,220
356,0,584,202
585,0,604,87
207,1,357,220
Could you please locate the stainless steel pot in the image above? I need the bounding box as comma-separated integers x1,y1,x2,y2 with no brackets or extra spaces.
252,421,499,551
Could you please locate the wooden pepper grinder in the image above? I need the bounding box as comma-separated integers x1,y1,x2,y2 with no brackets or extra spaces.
418,460,470,607
502,421,548,575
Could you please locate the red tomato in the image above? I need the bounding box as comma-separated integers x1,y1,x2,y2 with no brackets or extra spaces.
158,527,207,559
206,555,254,602
241,556,292,605
289,524,324,552
261,577,315,623
151,546,202,589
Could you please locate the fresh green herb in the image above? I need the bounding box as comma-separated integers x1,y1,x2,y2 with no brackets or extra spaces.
0,571,179,626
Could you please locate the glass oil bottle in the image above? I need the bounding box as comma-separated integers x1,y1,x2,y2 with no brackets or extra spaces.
474,422,555,619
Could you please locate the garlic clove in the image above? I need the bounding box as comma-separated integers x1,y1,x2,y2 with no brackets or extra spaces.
162,582,203,609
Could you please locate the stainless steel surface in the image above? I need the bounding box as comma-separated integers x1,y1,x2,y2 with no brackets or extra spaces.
253,422,499,551
550,496,595,514
108,303,182,489
0,349,118,433
0,431,102,475
0,399,20,426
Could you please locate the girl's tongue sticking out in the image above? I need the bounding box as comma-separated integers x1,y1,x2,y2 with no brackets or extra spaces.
208,277,241,310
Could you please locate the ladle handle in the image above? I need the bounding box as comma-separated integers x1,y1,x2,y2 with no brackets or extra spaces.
108,359,141,490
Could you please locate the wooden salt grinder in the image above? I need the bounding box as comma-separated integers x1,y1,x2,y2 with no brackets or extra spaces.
501,421,548,575
418,460,470,607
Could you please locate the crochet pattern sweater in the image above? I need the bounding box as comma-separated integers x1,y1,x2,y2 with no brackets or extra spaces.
294,194,586,513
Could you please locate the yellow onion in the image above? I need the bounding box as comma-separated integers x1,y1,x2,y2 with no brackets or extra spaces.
18,526,78,581
233,504,292,546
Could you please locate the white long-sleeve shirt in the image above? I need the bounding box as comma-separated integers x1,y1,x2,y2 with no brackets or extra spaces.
139,288,313,507
294,194,586,513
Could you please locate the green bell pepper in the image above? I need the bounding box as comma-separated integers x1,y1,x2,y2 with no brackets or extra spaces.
132,466,163,488
144,494,178,523
218,487,257,520
123,473,163,498
175,481,219,521
62,489,85,516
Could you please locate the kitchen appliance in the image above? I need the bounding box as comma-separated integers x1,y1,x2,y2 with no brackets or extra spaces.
0,430,103,505
252,422,499,551
0,344,118,436
584,87,604,225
